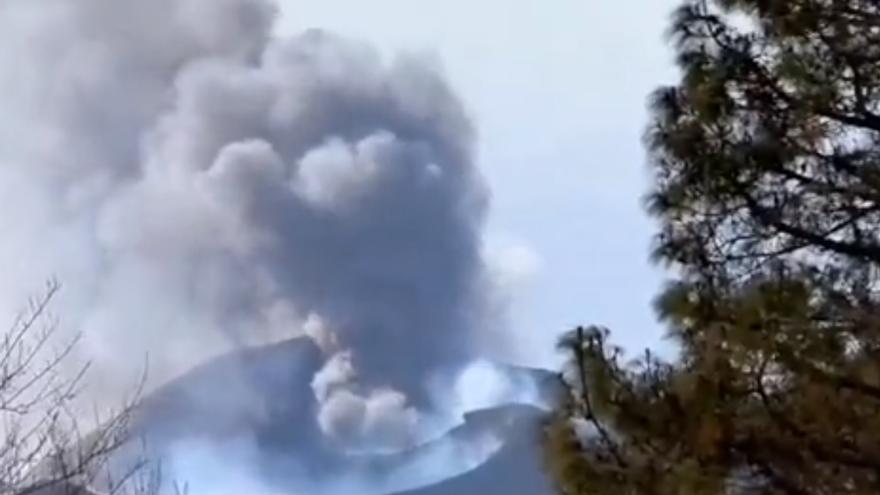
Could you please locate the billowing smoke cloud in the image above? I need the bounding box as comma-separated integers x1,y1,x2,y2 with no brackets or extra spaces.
0,0,496,456
312,350,420,451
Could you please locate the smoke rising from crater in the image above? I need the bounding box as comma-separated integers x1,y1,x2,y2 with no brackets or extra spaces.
0,0,496,451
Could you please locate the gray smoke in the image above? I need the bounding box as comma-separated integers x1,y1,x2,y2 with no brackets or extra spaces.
0,0,493,453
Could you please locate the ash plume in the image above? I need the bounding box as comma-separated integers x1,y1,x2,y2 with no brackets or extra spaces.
0,0,496,455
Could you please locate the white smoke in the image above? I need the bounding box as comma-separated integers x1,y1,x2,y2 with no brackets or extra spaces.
449,359,550,415
312,350,420,452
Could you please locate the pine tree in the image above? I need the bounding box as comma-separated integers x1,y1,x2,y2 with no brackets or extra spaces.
546,1,880,494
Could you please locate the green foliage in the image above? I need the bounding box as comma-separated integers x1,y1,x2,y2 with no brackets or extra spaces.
546,1,880,494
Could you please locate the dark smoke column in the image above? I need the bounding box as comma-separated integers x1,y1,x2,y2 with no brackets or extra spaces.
0,0,493,452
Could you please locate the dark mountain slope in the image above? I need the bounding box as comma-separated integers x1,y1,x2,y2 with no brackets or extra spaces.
391,405,555,495
74,338,556,495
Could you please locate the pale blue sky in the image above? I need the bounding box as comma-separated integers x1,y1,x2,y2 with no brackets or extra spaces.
277,1,681,367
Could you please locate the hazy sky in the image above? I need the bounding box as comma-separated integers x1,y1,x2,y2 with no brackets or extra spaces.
276,1,682,366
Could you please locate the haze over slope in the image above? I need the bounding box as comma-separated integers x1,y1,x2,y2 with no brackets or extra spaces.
118,338,556,494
